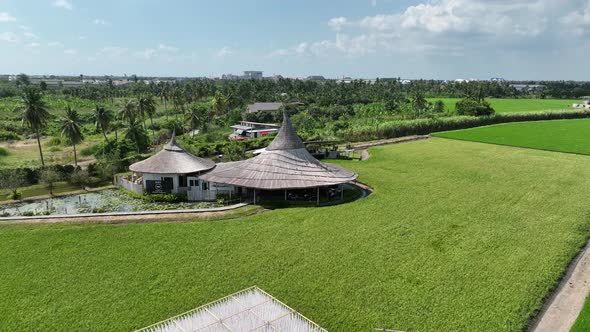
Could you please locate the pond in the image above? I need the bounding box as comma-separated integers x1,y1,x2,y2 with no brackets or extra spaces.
0,190,220,217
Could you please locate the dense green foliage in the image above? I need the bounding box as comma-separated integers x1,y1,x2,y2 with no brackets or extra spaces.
434,118,590,155
1,139,590,331
343,109,590,141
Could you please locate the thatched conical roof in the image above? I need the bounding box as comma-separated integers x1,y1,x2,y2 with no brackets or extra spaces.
129,132,215,174
199,113,357,189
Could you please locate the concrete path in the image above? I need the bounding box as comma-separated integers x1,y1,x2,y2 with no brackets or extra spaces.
354,135,431,160
530,241,590,332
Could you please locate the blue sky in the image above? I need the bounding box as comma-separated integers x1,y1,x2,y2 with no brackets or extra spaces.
1,0,590,79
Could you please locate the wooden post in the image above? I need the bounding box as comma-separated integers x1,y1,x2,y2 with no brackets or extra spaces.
341,184,344,200
285,189,287,201
253,189,257,204
316,187,320,206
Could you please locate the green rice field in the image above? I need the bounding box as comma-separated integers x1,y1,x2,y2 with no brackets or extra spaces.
2,138,590,331
433,118,590,155
429,98,579,113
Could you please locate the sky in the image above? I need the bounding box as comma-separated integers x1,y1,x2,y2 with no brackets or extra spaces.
1,0,590,80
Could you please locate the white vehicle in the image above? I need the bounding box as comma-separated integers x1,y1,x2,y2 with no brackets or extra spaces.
572,96,590,108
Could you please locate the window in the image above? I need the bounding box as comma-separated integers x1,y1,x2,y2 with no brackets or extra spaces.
202,181,208,190
179,175,187,187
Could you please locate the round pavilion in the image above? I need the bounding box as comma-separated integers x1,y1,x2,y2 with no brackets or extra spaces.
199,112,358,204
129,132,215,195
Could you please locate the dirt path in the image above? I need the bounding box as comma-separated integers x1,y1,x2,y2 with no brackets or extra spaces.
354,135,431,160
529,241,590,332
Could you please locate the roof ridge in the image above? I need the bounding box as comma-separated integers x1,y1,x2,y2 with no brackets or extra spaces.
266,112,305,151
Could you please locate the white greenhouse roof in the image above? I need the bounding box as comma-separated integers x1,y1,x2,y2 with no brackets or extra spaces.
136,287,327,332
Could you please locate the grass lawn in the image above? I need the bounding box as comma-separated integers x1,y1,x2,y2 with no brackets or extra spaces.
433,118,590,155
572,298,590,332
1,138,590,331
428,98,579,113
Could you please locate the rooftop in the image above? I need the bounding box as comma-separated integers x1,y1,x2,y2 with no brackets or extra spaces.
136,287,326,332
129,132,215,175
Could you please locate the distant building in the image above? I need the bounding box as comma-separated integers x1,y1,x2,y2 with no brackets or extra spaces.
400,79,412,85
510,84,545,92
221,73,239,80
306,75,326,81
229,121,280,140
243,71,263,79
245,102,283,114
340,76,353,84
490,77,505,82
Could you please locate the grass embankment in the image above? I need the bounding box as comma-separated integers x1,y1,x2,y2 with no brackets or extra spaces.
0,181,82,202
572,297,590,331
434,118,590,155
1,139,590,331
429,98,579,113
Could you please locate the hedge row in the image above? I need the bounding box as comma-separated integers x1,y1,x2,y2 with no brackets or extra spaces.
341,109,590,142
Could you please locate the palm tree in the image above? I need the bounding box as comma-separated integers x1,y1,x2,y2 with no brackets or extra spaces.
60,106,84,167
186,103,208,134
124,118,149,154
211,91,228,120
20,86,50,167
119,99,137,125
137,94,157,139
93,106,113,144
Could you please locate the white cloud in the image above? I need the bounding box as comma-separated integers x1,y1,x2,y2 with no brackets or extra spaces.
78,36,86,40
48,41,63,47
25,42,40,49
19,25,31,30
561,1,590,35
269,48,289,58
0,32,18,42
0,12,16,22
216,46,232,58
328,17,348,31
158,43,179,52
53,0,73,10
64,48,77,55
98,46,128,57
23,31,39,39
138,48,156,59
284,0,558,60
93,19,111,26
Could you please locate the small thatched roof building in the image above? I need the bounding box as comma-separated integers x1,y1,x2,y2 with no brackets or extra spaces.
199,113,358,190
130,133,215,175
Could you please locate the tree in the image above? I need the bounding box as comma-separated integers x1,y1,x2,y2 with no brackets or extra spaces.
119,99,137,125
16,73,30,86
0,169,27,200
39,81,48,91
186,103,208,133
70,169,89,189
211,91,229,120
40,169,61,196
455,98,495,116
19,86,50,167
93,106,113,144
433,100,445,113
124,117,150,153
60,106,84,167
137,94,157,139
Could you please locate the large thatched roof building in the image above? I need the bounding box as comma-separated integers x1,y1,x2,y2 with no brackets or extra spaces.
123,113,358,203
199,113,357,189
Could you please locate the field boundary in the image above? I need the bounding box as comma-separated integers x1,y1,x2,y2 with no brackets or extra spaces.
528,238,590,332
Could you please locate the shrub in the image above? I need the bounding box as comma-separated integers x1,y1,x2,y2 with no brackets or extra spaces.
433,100,445,113
45,137,63,147
341,109,590,142
0,130,20,141
21,211,34,216
0,147,9,156
456,98,495,116
80,144,100,157
7,190,21,200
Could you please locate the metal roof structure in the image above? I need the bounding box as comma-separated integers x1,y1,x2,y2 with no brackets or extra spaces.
199,113,357,190
136,287,326,332
245,102,283,114
129,132,215,175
